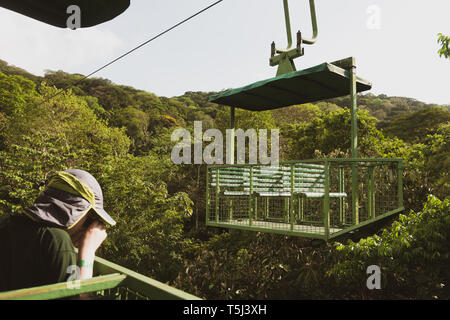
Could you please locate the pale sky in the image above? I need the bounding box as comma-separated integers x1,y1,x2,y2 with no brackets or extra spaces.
0,0,449,105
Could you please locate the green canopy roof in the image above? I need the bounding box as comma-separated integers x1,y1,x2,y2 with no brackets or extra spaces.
0,0,130,28
209,62,372,111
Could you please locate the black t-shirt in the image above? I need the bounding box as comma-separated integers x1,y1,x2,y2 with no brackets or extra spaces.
0,213,77,292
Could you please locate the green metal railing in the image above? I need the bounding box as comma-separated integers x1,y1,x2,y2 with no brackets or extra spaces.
206,158,404,241
0,255,201,300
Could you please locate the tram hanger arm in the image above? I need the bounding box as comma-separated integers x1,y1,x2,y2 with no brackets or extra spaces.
282,0,318,51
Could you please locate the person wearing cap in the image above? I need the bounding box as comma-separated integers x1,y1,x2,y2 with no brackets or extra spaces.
0,169,116,293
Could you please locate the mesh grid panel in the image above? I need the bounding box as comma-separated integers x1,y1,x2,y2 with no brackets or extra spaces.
89,286,151,300
207,160,402,239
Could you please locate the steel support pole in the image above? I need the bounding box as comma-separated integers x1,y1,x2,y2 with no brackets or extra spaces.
323,161,330,239
283,0,293,49
338,166,344,224
215,168,220,223
290,165,295,231
281,0,318,48
398,160,404,208
249,166,254,226
350,59,359,225
228,107,235,220
206,167,210,223
229,107,235,164
368,166,375,219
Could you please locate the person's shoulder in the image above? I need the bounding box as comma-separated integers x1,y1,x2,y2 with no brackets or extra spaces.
41,226,75,253
45,227,71,240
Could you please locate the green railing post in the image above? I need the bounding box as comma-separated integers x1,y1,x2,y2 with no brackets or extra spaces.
228,107,235,164
93,256,201,300
299,196,304,222
265,197,269,220
323,161,330,239
338,166,344,225
351,163,359,225
398,160,404,208
349,58,358,159
349,58,359,226
368,165,375,220
290,164,295,231
284,198,289,223
249,166,253,226
254,197,258,221
206,167,210,223
215,168,220,223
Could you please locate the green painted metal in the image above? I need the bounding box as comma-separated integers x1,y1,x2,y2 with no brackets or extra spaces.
206,159,403,240
284,197,289,223
323,161,330,238
329,207,405,240
265,197,269,219
206,167,210,222
351,165,359,225
212,162,347,198
249,167,254,226
207,221,327,240
270,40,302,76
215,168,220,223
229,199,233,220
299,196,304,222
0,0,130,28
208,158,404,168
290,165,295,230
283,0,293,49
349,58,358,158
205,1,404,243
209,61,372,111
93,255,201,300
0,273,126,300
229,106,235,164
270,0,318,76
348,58,359,225
368,166,375,219
338,166,345,225
303,0,318,44
398,161,404,208
0,256,201,300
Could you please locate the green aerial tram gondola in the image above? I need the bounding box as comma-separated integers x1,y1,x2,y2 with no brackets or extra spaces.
0,0,130,28
206,0,404,241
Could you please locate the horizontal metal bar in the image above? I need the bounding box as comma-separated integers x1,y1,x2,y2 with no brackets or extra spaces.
0,273,126,300
207,158,403,168
206,221,327,240
93,256,201,300
329,207,405,239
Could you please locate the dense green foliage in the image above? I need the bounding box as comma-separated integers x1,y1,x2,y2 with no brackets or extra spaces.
0,58,448,299
332,195,450,299
378,106,450,143
173,196,450,299
438,33,450,59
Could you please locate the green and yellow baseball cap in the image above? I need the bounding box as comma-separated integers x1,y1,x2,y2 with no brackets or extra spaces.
25,169,116,229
